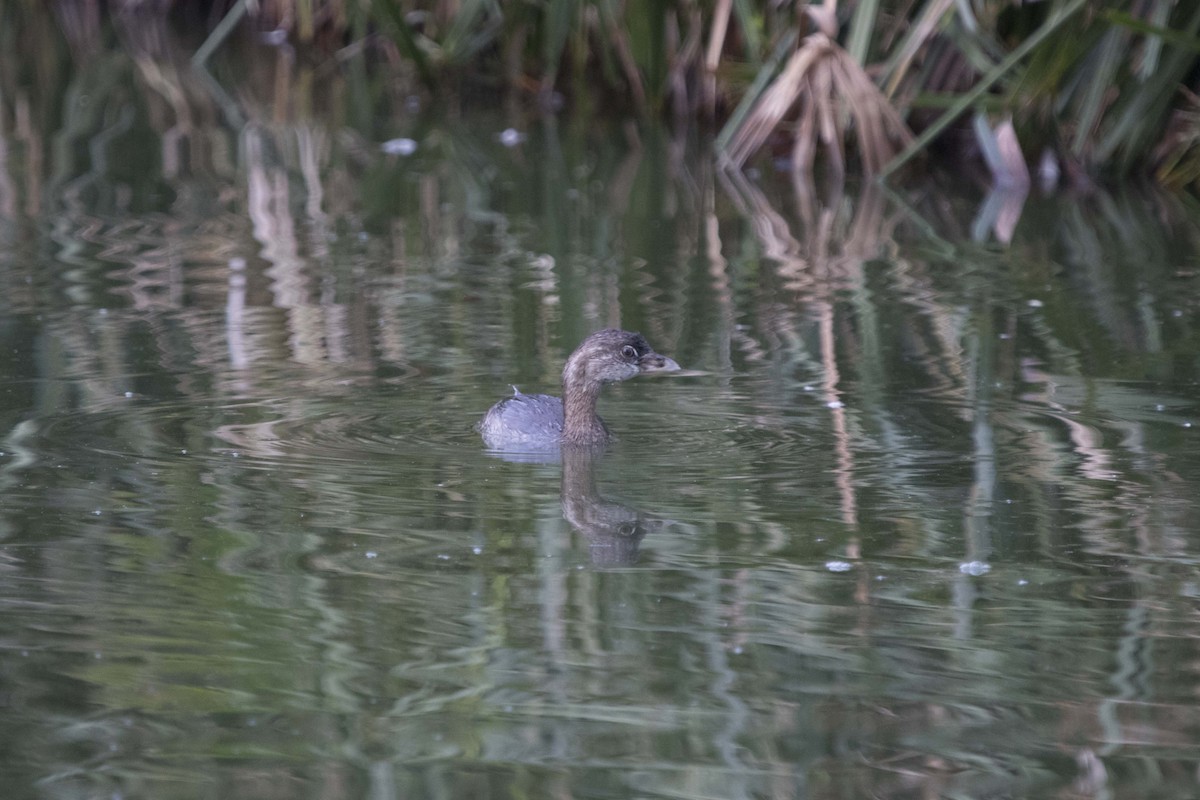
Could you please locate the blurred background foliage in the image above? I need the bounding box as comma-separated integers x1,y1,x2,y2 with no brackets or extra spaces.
3,0,1200,186
0,0,1195,184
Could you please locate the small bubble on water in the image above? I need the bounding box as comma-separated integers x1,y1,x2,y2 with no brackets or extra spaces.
959,561,991,576
732,645,743,654
1017,579,1029,586
181,449,187,455
1027,299,1044,308
437,553,450,560
380,137,417,156
826,400,845,409
825,560,853,573
472,546,483,555
1156,404,1166,411
98,308,108,316
803,385,814,392
123,391,133,398
1173,309,1184,317
498,128,526,147
365,551,377,559
92,509,102,516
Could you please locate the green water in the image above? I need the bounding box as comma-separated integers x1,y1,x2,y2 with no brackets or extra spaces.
2,11,1200,800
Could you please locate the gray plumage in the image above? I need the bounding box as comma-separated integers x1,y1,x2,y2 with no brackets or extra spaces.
479,328,679,449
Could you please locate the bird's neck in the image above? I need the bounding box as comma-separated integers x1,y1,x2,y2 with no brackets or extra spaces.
561,359,609,444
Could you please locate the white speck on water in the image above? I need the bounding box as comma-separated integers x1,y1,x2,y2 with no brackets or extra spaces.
229,257,246,270
1017,579,1029,586
803,385,814,392
98,308,108,316
499,128,525,147
732,645,743,654
998,333,1010,339
437,553,450,560
1028,299,1044,308
92,509,102,516
380,137,417,156
826,400,844,409
123,391,133,398
181,449,187,455
1173,309,1184,317
960,561,991,576
1185,422,1193,428
825,560,853,573
1156,404,1166,411
472,546,482,555
365,551,377,559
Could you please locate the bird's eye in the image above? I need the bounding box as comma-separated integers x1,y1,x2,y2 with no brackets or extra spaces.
621,345,638,359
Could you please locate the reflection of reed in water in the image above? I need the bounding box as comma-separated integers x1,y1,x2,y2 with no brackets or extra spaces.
560,446,665,567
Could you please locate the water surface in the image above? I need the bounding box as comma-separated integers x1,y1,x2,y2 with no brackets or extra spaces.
2,13,1200,800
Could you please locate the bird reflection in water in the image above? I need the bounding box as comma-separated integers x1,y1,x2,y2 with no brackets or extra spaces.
559,445,667,567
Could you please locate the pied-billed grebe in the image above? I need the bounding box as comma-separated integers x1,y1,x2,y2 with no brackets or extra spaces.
479,328,680,448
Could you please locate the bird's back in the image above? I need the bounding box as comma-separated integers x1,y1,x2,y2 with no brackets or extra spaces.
478,389,565,448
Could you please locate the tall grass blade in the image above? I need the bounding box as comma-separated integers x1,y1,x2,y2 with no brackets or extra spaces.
704,0,733,117
1096,3,1200,169
442,0,503,65
1070,29,1125,156
1138,0,1174,79
715,30,797,155
731,0,762,67
846,0,880,66
370,0,435,89
880,0,956,98
193,0,248,67
542,0,577,89
882,0,1089,177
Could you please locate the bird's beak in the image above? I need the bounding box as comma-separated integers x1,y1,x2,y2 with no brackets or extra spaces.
638,352,681,374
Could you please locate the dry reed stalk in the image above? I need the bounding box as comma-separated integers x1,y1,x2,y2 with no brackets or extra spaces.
723,32,912,175
703,0,733,119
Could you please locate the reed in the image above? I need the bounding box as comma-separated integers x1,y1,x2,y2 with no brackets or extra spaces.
24,0,1200,185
